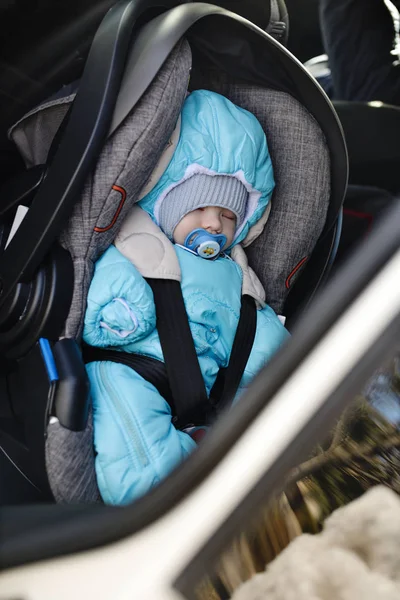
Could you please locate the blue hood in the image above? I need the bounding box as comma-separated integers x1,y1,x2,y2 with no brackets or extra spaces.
138,90,275,247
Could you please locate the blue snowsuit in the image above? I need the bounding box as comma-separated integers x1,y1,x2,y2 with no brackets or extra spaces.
83,91,290,505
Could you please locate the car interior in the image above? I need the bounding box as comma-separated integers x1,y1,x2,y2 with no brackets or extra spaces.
0,1,399,598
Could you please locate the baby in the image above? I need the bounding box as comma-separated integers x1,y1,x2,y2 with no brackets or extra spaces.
83,90,290,505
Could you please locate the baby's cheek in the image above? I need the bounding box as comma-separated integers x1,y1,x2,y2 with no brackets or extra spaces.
173,215,196,244
224,223,236,246
172,222,186,245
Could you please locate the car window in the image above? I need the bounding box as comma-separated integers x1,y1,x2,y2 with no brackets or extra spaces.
182,350,400,599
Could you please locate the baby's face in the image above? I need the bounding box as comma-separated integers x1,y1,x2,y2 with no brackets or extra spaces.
173,206,236,249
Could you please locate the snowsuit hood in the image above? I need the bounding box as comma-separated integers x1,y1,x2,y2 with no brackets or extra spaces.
138,89,275,249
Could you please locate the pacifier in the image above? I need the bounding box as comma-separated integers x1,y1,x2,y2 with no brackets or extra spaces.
184,228,227,259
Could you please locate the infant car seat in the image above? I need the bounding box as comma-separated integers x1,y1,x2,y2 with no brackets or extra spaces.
0,0,347,505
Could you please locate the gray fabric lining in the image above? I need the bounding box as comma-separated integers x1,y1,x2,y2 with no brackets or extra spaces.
191,79,331,314
42,39,191,504
59,39,191,340
46,409,102,504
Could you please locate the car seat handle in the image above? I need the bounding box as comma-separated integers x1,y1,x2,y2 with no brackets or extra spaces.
0,0,186,311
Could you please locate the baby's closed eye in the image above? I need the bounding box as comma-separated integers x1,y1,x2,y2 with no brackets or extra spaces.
222,212,235,221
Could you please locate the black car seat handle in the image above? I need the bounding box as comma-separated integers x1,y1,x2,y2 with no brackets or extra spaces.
0,0,184,310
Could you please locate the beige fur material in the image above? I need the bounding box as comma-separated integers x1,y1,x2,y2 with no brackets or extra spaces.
115,205,267,306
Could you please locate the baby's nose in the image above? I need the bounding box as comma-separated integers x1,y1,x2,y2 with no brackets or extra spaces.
203,211,222,232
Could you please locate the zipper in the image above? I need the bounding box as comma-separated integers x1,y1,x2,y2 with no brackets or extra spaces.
98,362,149,470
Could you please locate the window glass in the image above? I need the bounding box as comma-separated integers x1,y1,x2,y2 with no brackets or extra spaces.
192,353,400,599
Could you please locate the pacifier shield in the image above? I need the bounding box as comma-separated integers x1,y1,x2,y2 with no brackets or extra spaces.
197,240,221,259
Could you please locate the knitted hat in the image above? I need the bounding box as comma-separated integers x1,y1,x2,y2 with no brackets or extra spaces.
158,173,248,239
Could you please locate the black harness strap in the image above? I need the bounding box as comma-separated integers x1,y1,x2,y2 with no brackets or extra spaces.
83,289,257,428
210,295,257,413
147,278,209,427
83,346,174,409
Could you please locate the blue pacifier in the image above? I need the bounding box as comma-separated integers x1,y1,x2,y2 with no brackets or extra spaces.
184,228,227,259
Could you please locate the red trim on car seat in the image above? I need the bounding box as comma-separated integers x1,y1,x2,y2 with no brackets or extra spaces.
285,256,308,290
343,208,374,234
94,185,126,232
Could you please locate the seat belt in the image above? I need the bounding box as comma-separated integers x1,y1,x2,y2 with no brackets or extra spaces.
210,294,257,413
266,0,287,43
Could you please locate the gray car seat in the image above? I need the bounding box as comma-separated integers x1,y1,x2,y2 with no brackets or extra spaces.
0,0,347,505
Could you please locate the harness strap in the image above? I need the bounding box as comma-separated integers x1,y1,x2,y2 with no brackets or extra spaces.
210,295,257,412
83,289,257,427
147,278,209,428
82,346,173,409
